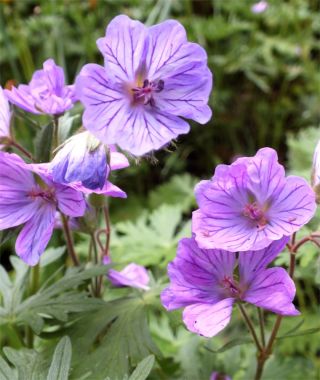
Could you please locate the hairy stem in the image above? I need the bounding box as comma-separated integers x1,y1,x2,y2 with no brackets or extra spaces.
26,264,40,348
253,245,297,380
258,308,266,348
10,140,35,161
91,232,100,297
52,115,59,151
61,213,80,266
238,303,263,352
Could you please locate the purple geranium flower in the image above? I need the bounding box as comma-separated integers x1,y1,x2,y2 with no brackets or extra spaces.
5,59,75,115
193,148,316,252
108,263,150,290
0,86,11,146
210,372,231,380
251,1,268,14
75,15,212,156
161,237,299,338
0,152,86,265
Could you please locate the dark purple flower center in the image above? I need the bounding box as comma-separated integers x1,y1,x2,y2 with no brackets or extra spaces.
28,187,56,204
243,202,267,229
131,79,164,106
221,275,240,297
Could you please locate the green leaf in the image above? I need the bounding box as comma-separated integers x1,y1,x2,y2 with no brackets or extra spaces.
129,355,155,380
0,355,17,380
277,326,320,340
34,122,53,162
69,297,160,380
0,229,16,248
111,204,190,267
47,336,72,380
3,347,48,380
40,246,66,267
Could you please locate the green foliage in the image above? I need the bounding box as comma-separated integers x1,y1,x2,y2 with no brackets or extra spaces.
111,204,191,267
47,337,72,380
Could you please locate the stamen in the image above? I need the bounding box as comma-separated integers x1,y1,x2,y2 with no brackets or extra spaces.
131,78,164,106
243,201,267,229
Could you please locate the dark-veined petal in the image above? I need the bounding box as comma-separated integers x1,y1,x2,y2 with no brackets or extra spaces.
97,15,147,82
15,202,56,266
182,298,234,338
242,267,300,316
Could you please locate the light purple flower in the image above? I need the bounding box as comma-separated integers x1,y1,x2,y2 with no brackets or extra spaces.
50,132,109,190
193,148,316,252
210,372,231,380
5,59,75,115
108,263,150,290
0,152,86,265
161,237,299,338
75,15,212,156
251,1,268,14
0,86,11,145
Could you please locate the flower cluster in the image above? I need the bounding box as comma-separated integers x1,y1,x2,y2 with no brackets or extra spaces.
162,148,316,337
0,15,212,266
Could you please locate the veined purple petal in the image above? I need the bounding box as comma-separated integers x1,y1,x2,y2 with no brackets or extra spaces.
5,58,75,115
242,267,299,316
268,176,316,236
0,87,11,140
55,183,86,217
238,237,289,285
161,237,236,310
97,15,148,82
182,298,234,338
15,202,56,266
146,20,212,124
108,263,150,290
0,152,39,229
75,63,129,145
112,107,190,156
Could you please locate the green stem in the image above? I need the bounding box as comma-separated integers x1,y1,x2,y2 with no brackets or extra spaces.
52,115,59,152
258,308,266,348
61,213,79,266
238,303,262,352
10,140,35,161
26,264,40,348
253,249,297,380
90,233,99,297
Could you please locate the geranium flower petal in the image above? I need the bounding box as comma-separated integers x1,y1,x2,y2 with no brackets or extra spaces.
161,238,236,310
238,237,289,285
97,15,147,82
182,299,234,338
0,87,11,139
55,184,86,217
15,203,56,266
243,267,300,316
0,152,38,229
268,176,316,236
146,20,212,124
114,107,190,156
75,63,129,145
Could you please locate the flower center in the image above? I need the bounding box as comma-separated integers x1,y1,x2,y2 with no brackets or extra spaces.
131,79,164,106
28,187,56,204
221,275,240,297
243,202,267,229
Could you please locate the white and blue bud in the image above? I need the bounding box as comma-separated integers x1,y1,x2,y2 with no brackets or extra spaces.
51,131,108,190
